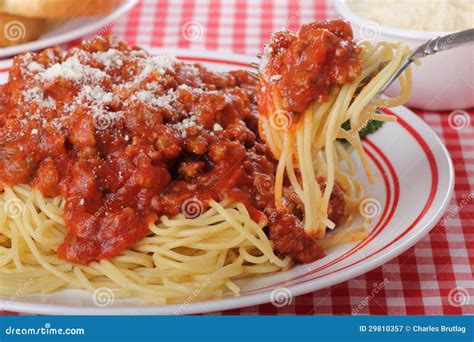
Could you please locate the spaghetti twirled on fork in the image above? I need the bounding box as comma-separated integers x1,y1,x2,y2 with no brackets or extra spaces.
257,19,411,239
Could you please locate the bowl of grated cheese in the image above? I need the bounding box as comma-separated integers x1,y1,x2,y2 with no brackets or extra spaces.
335,0,474,111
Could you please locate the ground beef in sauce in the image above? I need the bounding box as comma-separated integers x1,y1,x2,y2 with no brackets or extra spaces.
0,33,348,265
255,19,360,263
258,18,362,117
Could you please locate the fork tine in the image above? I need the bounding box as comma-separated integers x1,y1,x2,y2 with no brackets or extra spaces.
250,62,259,69
247,70,259,79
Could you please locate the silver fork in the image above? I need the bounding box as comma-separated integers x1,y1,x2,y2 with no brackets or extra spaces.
250,28,474,99
376,28,474,96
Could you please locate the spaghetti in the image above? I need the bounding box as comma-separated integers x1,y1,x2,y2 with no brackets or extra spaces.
258,19,411,237
0,185,288,303
0,19,412,304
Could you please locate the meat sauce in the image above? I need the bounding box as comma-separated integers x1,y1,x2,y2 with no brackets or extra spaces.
0,36,274,263
254,19,363,262
0,25,348,265
258,19,362,117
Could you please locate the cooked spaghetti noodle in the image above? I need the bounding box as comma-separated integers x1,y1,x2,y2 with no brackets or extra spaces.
0,185,289,303
0,19,412,305
258,20,411,237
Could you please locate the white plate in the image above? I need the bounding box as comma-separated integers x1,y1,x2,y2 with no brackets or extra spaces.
0,48,454,315
0,0,137,59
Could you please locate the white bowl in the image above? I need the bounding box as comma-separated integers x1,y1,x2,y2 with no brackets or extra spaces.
335,0,474,111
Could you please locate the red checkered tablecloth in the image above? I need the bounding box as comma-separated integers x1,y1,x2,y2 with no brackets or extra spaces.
2,0,473,315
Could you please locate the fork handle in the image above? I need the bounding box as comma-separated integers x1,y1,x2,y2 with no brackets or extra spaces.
410,28,474,61
376,28,474,96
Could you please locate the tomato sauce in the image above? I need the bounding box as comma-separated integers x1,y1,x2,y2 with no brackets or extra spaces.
0,36,284,264
0,27,348,265
258,19,362,116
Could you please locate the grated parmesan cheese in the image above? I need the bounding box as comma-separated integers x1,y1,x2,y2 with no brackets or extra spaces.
270,74,282,82
27,62,44,73
172,116,203,137
93,49,126,70
348,0,474,32
130,55,179,88
40,56,107,83
13,37,223,139
213,123,223,132
22,87,56,109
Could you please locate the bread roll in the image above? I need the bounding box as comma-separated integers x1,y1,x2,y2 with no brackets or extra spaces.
0,13,45,46
1,0,122,19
